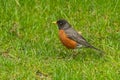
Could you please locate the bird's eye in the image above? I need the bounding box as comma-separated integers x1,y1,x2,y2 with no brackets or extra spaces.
60,22,63,25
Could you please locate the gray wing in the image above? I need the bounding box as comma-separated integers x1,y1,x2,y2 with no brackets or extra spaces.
65,27,92,47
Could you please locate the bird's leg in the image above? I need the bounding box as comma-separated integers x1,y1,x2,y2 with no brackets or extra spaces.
69,49,79,59
73,49,80,58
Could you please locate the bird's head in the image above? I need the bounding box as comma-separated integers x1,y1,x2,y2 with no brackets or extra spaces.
52,19,70,29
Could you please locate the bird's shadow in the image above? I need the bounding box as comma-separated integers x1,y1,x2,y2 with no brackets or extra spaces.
76,50,104,61
55,48,105,61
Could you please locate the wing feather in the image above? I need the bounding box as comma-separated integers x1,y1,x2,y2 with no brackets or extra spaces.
65,27,92,47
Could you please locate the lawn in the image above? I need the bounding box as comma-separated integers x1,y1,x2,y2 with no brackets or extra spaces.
0,0,120,80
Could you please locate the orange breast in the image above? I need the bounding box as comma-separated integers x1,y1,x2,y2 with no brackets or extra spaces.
59,30,77,49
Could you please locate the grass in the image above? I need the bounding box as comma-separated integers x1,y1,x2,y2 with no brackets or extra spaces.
0,0,120,80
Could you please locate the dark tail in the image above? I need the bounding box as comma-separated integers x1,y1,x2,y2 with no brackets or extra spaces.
89,45,105,54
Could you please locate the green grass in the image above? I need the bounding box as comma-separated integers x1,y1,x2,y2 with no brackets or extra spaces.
0,0,120,80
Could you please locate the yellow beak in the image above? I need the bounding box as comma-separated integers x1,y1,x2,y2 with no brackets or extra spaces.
52,21,57,24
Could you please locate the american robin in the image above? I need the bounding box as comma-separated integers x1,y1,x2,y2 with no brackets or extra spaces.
52,19,104,53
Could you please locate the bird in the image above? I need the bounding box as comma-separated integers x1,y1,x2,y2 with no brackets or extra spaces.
52,19,104,54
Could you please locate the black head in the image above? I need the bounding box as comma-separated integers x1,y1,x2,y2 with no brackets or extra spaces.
56,19,70,29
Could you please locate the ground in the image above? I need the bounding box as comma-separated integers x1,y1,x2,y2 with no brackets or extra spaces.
0,0,120,80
